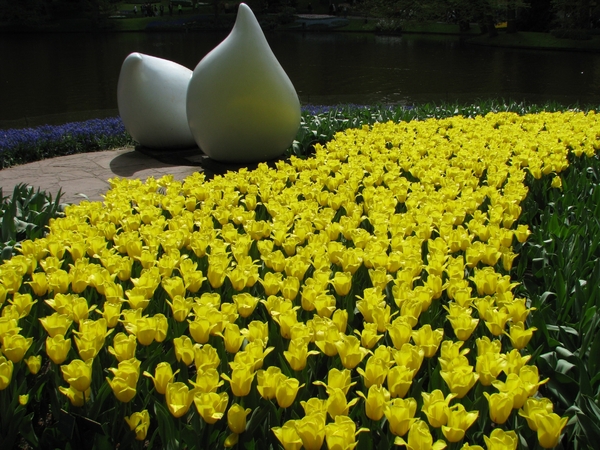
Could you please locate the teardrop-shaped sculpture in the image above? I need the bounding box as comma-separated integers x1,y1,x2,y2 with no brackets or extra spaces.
117,53,196,149
186,3,301,163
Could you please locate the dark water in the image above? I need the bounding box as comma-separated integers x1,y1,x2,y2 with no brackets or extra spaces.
1,31,599,128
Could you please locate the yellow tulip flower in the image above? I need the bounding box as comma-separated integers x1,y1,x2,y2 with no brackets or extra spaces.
190,368,223,394
335,334,371,369
357,385,390,421
295,412,326,450
518,397,554,431
276,377,304,408
45,334,71,365
227,403,251,434
108,332,137,362
483,428,518,450
58,385,91,407
385,397,417,437
165,381,197,418
194,343,220,372
284,337,319,372
412,325,444,358
194,391,229,424
357,355,389,388
173,335,196,366
24,355,42,375
441,404,479,443
421,390,457,428
61,358,94,392
257,366,284,400
0,355,14,390
272,420,303,450
143,361,178,395
326,387,359,419
221,363,255,397
125,409,151,441
2,333,33,363
440,365,479,399
484,391,513,424
394,419,447,450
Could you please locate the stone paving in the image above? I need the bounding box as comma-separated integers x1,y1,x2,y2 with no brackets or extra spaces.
0,147,202,204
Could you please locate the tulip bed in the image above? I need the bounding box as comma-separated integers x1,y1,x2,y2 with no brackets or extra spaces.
1,109,599,450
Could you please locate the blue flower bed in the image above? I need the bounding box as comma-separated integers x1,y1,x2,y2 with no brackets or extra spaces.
0,117,134,169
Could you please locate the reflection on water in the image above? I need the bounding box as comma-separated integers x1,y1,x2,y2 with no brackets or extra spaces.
1,31,599,128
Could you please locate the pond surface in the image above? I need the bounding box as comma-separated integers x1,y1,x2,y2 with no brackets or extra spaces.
1,30,599,128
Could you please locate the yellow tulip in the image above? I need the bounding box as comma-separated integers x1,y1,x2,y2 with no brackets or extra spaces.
388,316,413,349
534,412,569,448
330,271,353,296
194,391,229,424
325,387,359,419
355,322,384,349
218,323,245,354
58,385,91,407
125,410,151,441
0,355,14,390
256,366,285,400
412,325,444,358
276,376,304,408
167,295,194,322
108,332,137,362
357,385,390,421
221,363,255,397
107,359,140,403
421,390,456,428
190,368,223,394
61,358,93,392
518,397,554,431
194,343,220,372
272,420,303,450
494,367,528,403
441,404,479,443
335,334,371,369
440,365,479,399
483,429,518,450
19,394,29,406
165,381,197,418
295,412,326,450
26,272,48,296
259,272,282,296
9,293,37,317
143,362,178,395
385,397,417,437
284,338,319,372
46,334,71,365
227,403,251,434
173,335,196,366
394,419,447,450
325,415,369,450
25,355,42,375
232,293,260,318
506,321,536,350
357,355,389,389
2,333,33,363
475,351,506,386
484,391,513,424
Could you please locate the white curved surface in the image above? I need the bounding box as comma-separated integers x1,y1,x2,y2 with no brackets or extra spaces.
186,3,301,163
117,53,196,149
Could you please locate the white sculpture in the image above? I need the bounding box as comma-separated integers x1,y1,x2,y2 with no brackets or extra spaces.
186,3,301,163
117,53,196,149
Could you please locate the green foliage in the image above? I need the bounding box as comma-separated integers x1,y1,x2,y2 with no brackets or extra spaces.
0,183,65,261
517,154,600,449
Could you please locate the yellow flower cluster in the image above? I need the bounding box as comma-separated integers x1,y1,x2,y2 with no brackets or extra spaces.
1,111,597,448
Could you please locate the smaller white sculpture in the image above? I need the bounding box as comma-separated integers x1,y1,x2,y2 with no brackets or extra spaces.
117,53,196,149
186,3,301,163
